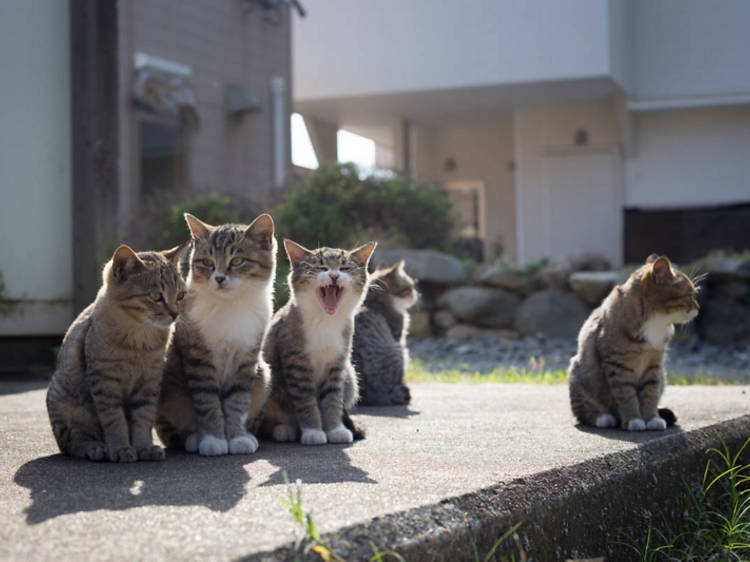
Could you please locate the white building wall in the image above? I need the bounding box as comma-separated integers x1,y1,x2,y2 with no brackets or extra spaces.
625,106,750,208
632,0,750,100
514,98,623,266
0,1,72,335
294,0,609,100
414,117,516,261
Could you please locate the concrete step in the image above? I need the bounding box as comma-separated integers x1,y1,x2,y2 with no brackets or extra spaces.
2,381,749,561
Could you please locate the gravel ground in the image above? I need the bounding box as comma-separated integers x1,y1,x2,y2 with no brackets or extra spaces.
408,335,750,378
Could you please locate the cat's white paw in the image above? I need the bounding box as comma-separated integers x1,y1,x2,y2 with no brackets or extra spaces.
646,417,667,431
595,413,617,428
272,424,297,442
229,435,259,454
185,433,200,453
627,418,646,431
198,434,228,456
326,425,353,444
300,428,327,446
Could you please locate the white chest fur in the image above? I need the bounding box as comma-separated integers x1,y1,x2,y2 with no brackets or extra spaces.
642,313,676,349
188,282,271,383
297,292,356,381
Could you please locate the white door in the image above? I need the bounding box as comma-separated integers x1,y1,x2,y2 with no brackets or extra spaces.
542,150,621,266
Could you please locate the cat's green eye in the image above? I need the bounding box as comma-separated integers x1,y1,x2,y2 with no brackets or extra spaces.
176,291,185,301
340,266,352,272
230,257,246,267
317,266,328,272
200,259,214,268
150,292,164,302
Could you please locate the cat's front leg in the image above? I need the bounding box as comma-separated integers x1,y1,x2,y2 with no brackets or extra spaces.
222,360,259,455
319,366,352,444
86,370,137,462
128,376,165,461
183,355,227,456
639,363,667,430
604,363,644,431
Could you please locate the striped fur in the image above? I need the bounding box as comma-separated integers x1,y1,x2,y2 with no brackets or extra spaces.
155,213,275,456
262,240,376,445
46,244,187,462
568,255,699,431
352,260,417,406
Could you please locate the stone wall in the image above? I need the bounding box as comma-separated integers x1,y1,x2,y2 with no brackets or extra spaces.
375,249,750,344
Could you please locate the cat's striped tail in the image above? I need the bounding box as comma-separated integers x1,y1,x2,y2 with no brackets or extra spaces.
342,410,365,441
658,407,677,427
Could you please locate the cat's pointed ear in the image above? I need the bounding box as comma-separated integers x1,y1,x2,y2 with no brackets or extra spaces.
161,240,190,266
111,245,145,282
245,213,274,250
645,254,660,264
284,239,312,266
184,213,213,241
350,241,377,267
383,259,404,278
651,255,674,282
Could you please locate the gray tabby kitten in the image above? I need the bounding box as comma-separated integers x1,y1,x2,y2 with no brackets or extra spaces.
352,260,417,406
569,255,699,431
156,213,275,456
262,239,377,445
47,244,186,462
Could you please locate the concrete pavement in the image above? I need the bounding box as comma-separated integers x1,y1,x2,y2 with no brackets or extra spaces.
1,380,748,560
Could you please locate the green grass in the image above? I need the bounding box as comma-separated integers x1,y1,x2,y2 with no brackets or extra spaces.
406,359,750,386
615,435,750,561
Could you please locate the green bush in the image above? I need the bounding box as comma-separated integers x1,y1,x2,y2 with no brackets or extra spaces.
275,163,457,251
157,193,240,250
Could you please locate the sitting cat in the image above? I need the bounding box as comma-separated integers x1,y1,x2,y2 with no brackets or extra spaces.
262,239,376,445
568,254,699,431
47,244,186,462
156,213,275,456
352,260,417,406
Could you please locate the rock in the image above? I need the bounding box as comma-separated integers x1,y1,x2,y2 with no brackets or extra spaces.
433,309,457,330
478,264,533,294
570,253,611,272
713,281,749,300
568,271,621,306
515,289,590,339
697,295,750,345
373,249,468,284
534,260,573,290
408,310,432,338
445,324,520,340
703,256,750,283
437,286,521,329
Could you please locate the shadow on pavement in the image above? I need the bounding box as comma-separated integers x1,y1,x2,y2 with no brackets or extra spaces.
0,379,48,396
258,442,377,487
575,423,685,444
14,450,252,525
353,404,420,419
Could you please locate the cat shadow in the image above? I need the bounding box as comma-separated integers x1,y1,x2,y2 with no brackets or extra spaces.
14,450,251,525
258,441,377,487
575,423,685,444
353,404,420,419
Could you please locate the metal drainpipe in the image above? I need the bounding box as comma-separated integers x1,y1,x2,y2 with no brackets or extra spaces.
271,76,286,189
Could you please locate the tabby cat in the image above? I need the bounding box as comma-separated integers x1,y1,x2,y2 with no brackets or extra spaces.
568,255,699,431
155,213,275,456
352,260,417,406
262,239,377,445
47,244,186,462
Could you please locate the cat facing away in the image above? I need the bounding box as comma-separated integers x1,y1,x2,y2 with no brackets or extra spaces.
352,260,417,406
261,239,377,445
155,213,275,456
569,255,699,431
47,244,186,462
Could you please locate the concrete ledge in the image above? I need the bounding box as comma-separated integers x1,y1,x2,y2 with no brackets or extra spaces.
251,416,750,561
3,382,749,560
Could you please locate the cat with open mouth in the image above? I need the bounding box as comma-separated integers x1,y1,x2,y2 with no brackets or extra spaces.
261,239,376,445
